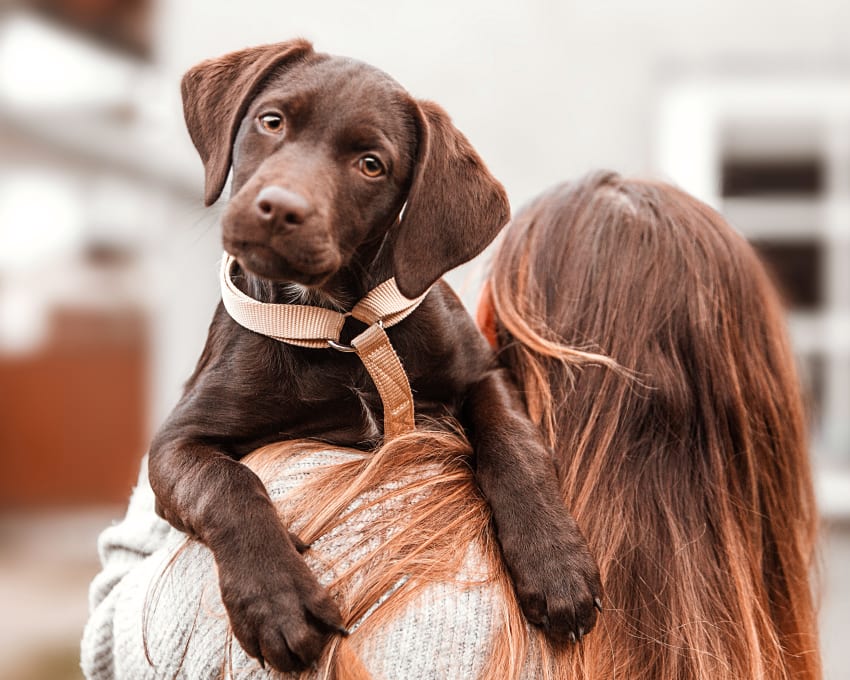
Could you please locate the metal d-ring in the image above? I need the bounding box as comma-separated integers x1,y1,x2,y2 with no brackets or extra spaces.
326,319,383,353
327,339,356,352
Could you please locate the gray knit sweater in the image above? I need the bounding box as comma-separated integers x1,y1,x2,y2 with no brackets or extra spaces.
81,451,541,679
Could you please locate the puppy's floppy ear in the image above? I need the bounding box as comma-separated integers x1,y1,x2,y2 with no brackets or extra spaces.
181,40,314,206
392,99,510,298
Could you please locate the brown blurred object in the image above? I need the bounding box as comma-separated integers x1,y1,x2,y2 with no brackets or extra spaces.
750,238,823,310
721,157,825,198
24,0,153,58
0,307,148,507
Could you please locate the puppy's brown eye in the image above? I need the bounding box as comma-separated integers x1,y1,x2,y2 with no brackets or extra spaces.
259,112,284,133
358,155,385,178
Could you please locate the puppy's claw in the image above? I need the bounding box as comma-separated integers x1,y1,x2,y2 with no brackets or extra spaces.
568,631,576,643
594,597,603,613
540,615,550,631
258,655,265,670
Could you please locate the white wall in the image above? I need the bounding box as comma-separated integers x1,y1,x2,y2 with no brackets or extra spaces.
153,0,850,207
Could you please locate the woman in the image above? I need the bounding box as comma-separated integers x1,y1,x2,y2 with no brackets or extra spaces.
82,172,820,679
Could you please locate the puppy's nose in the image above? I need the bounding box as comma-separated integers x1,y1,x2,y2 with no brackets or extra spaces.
255,186,312,228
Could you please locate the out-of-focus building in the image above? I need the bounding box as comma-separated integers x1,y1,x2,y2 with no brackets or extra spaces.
0,1,847,678
657,75,850,508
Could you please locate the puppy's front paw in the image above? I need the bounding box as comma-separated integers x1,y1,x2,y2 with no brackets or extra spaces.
503,525,602,643
218,551,346,672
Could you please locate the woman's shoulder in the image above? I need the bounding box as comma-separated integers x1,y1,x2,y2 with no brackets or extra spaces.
84,446,544,678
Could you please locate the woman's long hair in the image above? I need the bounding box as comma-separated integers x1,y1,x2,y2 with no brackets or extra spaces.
489,172,821,679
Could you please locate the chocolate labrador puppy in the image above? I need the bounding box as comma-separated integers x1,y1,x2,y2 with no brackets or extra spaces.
149,39,601,672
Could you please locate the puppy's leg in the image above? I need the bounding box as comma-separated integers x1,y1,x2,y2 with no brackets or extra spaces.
149,440,346,671
464,368,602,641
147,311,345,672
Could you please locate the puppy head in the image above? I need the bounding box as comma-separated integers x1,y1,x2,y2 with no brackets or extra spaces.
181,40,509,295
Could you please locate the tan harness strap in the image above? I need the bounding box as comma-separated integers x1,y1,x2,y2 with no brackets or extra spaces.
351,278,425,327
219,254,426,438
351,322,416,437
220,256,344,348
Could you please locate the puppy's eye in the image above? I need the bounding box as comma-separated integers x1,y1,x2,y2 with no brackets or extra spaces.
358,155,385,178
259,112,284,134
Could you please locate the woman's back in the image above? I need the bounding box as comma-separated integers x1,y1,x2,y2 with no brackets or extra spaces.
486,172,821,679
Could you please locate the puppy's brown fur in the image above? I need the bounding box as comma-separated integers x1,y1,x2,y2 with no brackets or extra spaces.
149,40,601,672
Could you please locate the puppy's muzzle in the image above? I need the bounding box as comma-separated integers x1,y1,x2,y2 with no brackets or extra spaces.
255,185,313,234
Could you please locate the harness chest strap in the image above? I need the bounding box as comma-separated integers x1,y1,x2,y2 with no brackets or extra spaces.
349,323,415,438
219,254,427,438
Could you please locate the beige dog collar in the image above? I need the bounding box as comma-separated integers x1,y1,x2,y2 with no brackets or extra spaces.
219,253,429,438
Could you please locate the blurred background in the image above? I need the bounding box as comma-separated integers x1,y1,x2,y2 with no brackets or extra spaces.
0,0,848,678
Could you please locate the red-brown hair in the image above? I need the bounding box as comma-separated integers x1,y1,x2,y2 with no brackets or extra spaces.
489,172,821,679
